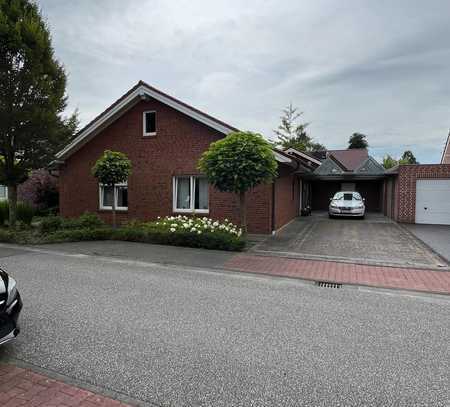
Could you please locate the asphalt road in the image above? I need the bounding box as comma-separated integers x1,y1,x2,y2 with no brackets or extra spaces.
0,244,449,406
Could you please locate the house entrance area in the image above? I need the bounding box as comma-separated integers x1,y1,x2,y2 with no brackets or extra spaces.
253,212,447,268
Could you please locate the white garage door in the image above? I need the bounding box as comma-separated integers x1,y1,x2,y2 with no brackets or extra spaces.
416,179,450,225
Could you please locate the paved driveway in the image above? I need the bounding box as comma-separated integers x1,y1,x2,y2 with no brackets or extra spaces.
0,244,449,406
404,224,450,263
254,212,448,268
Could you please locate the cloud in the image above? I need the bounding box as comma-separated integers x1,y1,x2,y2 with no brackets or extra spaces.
38,0,450,163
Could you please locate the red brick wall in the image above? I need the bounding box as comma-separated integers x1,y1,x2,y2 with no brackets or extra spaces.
273,166,299,230
59,98,276,233
396,164,450,223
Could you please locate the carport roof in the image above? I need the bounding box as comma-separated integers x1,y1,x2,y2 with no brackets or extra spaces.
327,149,368,170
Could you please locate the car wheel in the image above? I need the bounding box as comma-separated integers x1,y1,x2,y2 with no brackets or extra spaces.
329,213,334,219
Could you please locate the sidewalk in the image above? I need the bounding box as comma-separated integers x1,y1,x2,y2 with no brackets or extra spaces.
0,364,131,407
224,254,450,295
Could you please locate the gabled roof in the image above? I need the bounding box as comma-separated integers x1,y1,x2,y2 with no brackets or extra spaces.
56,81,239,161
441,131,450,164
314,156,346,175
327,149,368,171
354,156,385,175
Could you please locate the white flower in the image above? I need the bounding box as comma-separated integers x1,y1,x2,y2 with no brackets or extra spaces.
224,218,228,223
157,216,161,220
171,223,178,227
170,228,176,232
213,221,219,227
190,227,196,232
197,230,202,235
156,222,159,225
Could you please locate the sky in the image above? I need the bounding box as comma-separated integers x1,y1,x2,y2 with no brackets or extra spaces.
38,0,450,163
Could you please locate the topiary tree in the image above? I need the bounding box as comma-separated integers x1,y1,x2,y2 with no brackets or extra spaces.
92,150,132,228
198,131,277,232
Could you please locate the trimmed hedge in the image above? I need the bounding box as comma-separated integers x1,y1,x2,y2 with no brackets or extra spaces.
39,212,105,233
1,214,246,251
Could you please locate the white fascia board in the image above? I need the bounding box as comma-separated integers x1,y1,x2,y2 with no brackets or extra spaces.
56,85,235,160
284,147,322,165
274,151,294,164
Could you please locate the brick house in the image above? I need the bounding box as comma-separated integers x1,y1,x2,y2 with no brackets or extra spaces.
54,81,301,234
54,81,450,231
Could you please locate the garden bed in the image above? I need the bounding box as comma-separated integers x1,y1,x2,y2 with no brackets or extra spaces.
0,213,246,251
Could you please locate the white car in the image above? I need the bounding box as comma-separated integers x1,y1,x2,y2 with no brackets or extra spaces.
329,191,365,219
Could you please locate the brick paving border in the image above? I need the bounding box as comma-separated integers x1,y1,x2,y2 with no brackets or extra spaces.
224,254,450,295
0,363,132,407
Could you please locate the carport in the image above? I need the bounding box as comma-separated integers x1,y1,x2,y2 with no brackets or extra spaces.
295,149,388,213
302,175,386,212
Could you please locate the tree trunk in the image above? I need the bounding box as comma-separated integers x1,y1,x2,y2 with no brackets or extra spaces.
239,191,247,234
8,184,17,228
112,183,117,229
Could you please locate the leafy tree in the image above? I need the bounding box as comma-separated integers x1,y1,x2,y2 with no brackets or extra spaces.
382,155,398,169
382,150,419,169
399,150,418,164
0,0,78,226
274,103,325,152
92,150,132,228
348,133,369,149
198,131,277,232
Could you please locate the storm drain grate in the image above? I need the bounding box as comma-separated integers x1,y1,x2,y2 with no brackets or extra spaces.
315,281,342,289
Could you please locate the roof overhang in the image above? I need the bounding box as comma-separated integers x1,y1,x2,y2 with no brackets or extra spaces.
56,83,238,161
273,150,298,167
284,147,322,165
299,173,387,181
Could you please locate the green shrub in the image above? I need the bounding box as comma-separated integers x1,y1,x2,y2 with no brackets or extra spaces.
113,215,246,251
0,201,9,226
44,228,113,243
39,215,63,233
39,212,105,234
16,202,35,225
74,212,105,229
0,228,14,243
5,213,245,251
61,212,105,230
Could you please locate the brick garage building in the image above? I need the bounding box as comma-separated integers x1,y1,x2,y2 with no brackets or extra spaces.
392,164,450,224
54,81,300,234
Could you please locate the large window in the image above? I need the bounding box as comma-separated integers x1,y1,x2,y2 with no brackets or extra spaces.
173,176,209,213
99,183,128,210
143,111,156,136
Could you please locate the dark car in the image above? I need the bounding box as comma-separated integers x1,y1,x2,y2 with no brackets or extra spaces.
0,268,22,345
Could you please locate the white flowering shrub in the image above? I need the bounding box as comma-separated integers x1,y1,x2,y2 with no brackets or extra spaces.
154,215,243,238
118,215,245,251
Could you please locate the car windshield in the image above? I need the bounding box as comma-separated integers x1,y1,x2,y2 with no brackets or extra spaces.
333,192,362,201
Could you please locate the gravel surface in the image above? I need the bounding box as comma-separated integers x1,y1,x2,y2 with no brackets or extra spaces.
0,246,449,406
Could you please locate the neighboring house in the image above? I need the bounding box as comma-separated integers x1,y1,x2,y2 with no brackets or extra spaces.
441,130,450,164
0,186,7,201
53,81,301,234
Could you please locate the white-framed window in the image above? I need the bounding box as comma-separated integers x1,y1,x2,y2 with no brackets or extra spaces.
173,176,209,213
143,111,156,136
99,183,128,210
0,186,7,201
